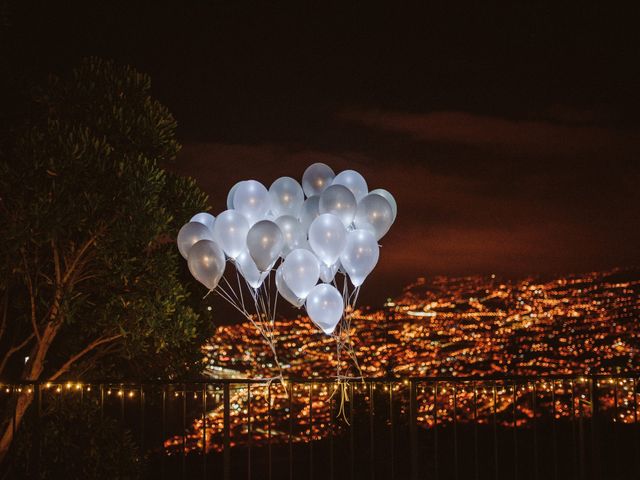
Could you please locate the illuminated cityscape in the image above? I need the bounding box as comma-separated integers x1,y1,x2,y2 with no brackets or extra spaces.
168,267,640,453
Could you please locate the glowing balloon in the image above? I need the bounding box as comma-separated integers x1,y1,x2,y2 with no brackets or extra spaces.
308,213,347,267
354,193,394,240
177,222,215,259
235,249,268,289
189,212,216,232
302,162,335,197
275,215,306,256
332,169,368,202
212,210,250,259
299,195,321,231
306,283,343,334
233,180,270,224
320,262,339,283
187,240,226,290
269,177,304,217
369,188,397,221
275,264,304,307
282,249,320,300
226,181,245,209
339,229,379,287
246,220,285,272
319,184,357,227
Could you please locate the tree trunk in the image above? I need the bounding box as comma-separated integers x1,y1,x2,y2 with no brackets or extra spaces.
0,322,59,463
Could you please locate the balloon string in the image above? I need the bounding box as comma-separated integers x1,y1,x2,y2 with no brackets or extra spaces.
234,267,246,313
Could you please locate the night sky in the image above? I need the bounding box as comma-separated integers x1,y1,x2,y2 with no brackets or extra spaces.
2,2,639,304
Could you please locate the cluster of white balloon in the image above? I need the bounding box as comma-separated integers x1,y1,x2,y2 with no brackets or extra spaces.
177,163,396,376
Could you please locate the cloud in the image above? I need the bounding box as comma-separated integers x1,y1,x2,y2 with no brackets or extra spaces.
339,109,640,156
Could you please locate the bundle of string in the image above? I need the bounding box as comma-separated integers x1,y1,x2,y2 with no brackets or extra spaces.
205,262,285,386
206,260,365,419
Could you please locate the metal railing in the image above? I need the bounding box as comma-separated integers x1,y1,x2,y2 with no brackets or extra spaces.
2,374,640,479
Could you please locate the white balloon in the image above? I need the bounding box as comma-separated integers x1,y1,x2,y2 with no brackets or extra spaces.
370,188,397,221
246,220,285,272
305,283,343,335
302,162,335,197
299,195,321,231
354,193,394,240
212,210,250,259
187,240,226,290
233,180,270,225
226,181,245,209
269,177,304,217
189,212,216,232
319,184,357,227
282,249,320,300
275,215,306,256
235,249,268,289
332,169,368,202
177,222,215,259
320,262,339,283
275,264,304,307
339,229,379,287
308,214,347,267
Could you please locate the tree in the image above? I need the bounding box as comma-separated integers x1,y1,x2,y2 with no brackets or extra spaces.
0,58,213,461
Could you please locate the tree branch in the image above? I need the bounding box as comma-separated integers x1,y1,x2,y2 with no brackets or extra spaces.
0,333,35,376
20,251,41,343
61,230,103,286
51,239,61,286
47,333,123,382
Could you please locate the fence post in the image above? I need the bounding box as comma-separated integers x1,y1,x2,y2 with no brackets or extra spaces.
409,380,418,480
590,377,599,480
35,383,42,480
224,382,231,480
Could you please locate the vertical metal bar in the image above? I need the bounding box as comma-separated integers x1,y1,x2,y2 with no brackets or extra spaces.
35,383,42,480
161,386,166,480
435,381,439,480
570,380,578,480
330,384,335,480
532,382,539,480
224,382,231,480
11,386,16,474
268,382,272,480
453,383,459,480
513,382,518,480
202,385,207,480
247,383,252,480
369,382,375,480
577,382,585,480
140,386,145,455
474,383,479,480
613,379,619,480
590,377,598,480
409,380,418,480
551,381,558,480
492,382,498,480
634,378,639,479
182,384,186,480
310,384,315,480
350,383,355,480
389,382,395,480
289,384,293,480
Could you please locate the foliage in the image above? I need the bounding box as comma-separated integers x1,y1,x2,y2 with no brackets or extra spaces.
0,57,213,382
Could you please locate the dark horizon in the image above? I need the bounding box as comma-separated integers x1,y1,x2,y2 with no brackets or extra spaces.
2,2,639,304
